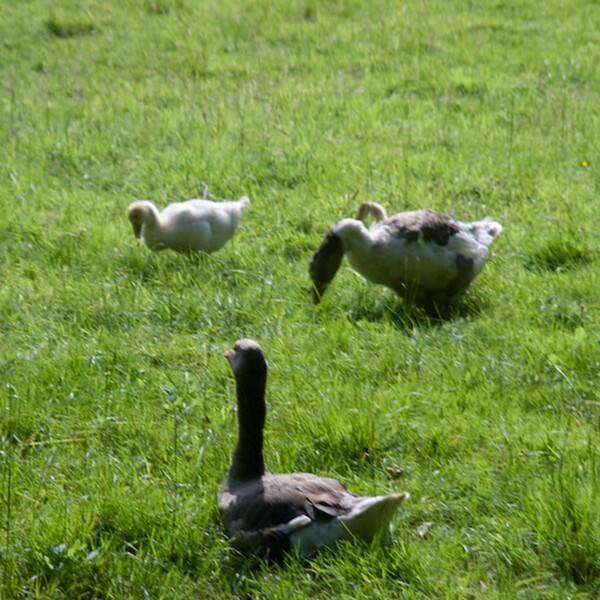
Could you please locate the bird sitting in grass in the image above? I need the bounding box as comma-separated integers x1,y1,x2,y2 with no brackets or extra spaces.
309,201,502,315
126,195,250,255
218,338,409,559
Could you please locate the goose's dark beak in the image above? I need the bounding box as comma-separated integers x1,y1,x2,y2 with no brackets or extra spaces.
311,280,326,304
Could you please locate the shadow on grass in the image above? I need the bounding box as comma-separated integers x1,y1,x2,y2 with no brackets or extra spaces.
44,18,99,39
526,237,594,273
117,249,229,287
218,536,429,599
345,292,488,332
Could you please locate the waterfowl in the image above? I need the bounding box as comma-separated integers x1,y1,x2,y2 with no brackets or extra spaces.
126,196,250,254
219,339,409,558
309,201,502,314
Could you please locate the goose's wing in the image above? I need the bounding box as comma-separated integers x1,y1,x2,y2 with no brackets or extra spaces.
281,472,357,520
160,200,215,223
219,473,353,534
219,472,354,557
381,209,460,246
163,198,248,221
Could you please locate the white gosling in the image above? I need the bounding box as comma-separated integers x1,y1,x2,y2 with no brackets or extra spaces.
309,201,502,315
218,338,409,559
126,196,250,254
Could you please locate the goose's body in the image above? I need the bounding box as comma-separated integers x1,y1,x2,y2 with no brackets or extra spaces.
309,201,502,313
127,196,249,254
219,339,408,558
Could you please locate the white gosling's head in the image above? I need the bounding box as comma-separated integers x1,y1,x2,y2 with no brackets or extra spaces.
127,201,156,238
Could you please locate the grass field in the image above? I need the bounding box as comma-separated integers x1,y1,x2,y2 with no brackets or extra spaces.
1,0,599,597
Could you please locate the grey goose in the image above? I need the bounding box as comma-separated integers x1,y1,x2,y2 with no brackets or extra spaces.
218,338,409,558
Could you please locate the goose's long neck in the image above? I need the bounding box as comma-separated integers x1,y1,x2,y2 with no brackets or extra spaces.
334,219,372,253
143,202,161,231
229,372,266,481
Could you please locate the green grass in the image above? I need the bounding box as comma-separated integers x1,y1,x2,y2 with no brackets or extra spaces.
1,0,600,597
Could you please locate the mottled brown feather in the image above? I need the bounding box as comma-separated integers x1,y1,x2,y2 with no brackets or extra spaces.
384,209,460,246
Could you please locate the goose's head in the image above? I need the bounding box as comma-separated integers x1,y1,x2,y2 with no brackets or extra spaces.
308,228,345,304
355,201,388,223
225,338,267,382
127,201,155,238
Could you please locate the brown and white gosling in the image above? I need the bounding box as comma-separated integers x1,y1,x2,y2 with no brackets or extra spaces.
218,338,409,558
309,201,502,314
